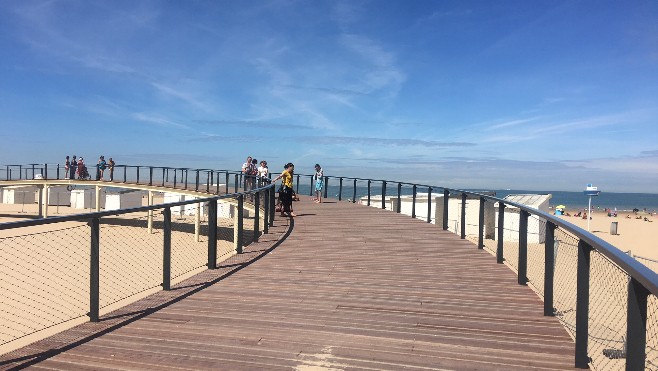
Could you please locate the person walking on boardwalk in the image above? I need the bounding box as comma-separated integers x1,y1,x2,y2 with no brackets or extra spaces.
272,163,295,217
69,156,77,180
313,163,324,203
107,158,115,181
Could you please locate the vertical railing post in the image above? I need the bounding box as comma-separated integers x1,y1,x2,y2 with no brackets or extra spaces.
427,187,432,223
352,179,357,203
575,239,592,368
309,175,314,196
225,172,230,194
544,222,556,315
338,177,343,201
443,189,449,230
270,186,275,226
89,217,100,322
123,166,127,183
254,191,260,242
136,166,140,184
324,176,328,199
296,174,300,195
367,180,371,206
626,278,649,370
195,170,200,191
209,171,213,193
57,164,60,180
518,210,529,285
162,168,166,187
163,207,171,290
236,194,244,254
264,189,269,234
234,174,238,193
396,183,402,213
44,163,48,180
478,197,485,249
208,200,217,269
412,185,417,218
184,169,189,190
460,193,467,239
381,181,387,209
148,166,153,186
497,203,505,263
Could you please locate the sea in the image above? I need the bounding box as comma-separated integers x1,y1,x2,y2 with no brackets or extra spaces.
292,183,658,213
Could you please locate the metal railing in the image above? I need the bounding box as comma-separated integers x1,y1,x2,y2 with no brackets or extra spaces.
284,172,656,371
0,164,276,352
1,165,656,369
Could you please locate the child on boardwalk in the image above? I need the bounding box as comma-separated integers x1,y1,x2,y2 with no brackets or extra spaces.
314,164,324,203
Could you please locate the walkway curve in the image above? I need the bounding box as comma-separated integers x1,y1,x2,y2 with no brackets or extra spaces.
0,198,577,370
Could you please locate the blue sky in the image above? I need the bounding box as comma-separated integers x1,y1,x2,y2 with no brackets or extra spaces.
1,0,657,193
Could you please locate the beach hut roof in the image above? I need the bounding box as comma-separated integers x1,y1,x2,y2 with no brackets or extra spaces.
501,194,552,210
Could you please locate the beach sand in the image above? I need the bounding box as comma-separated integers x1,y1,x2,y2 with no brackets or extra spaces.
0,199,261,355
556,209,658,261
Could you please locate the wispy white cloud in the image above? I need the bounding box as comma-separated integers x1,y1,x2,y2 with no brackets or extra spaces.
340,33,406,96
132,112,189,129
298,135,475,148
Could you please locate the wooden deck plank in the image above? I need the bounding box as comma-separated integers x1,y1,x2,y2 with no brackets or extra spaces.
1,198,577,370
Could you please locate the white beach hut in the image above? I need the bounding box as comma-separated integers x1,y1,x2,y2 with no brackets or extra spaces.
496,194,552,244
105,191,143,211
2,186,36,204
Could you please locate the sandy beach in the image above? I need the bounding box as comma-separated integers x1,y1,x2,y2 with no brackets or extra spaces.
0,197,262,355
556,209,658,261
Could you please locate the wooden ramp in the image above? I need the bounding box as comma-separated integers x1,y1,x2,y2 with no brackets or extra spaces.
1,199,577,370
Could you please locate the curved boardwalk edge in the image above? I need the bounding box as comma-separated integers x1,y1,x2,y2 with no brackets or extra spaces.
0,216,292,370
1,199,578,370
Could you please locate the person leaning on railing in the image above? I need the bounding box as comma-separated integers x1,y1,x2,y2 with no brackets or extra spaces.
271,163,296,217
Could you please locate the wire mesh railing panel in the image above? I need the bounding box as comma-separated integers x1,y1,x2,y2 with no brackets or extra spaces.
217,212,236,261
646,295,658,370
170,203,208,281
552,228,579,338
588,252,629,370
98,213,162,309
0,225,90,346
526,216,547,295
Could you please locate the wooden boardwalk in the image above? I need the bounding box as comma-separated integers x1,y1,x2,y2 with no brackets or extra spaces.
1,199,577,370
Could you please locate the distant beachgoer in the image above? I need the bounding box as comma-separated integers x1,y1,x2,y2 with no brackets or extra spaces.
97,156,107,180
77,157,86,179
242,156,256,191
70,156,77,179
313,164,324,203
257,160,269,186
108,158,115,181
272,163,295,217
64,156,70,179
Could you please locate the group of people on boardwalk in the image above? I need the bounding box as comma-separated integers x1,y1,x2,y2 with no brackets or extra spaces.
64,155,115,181
241,155,324,218
241,156,269,191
